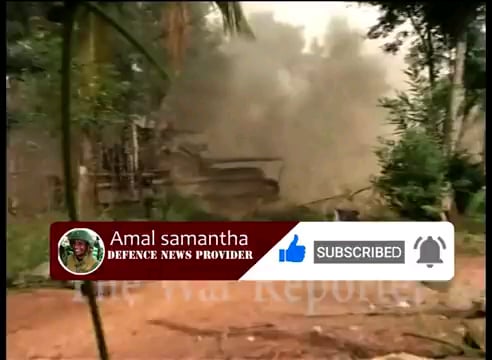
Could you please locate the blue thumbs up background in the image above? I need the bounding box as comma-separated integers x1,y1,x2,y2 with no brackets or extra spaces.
279,234,306,263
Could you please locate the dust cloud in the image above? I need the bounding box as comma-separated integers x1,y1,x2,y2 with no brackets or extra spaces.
170,13,401,204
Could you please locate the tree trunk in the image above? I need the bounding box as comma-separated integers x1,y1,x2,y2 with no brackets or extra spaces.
456,103,481,151
425,26,440,137
482,128,486,174
426,26,436,89
444,32,467,156
161,2,190,74
75,9,112,219
481,95,486,175
78,129,98,219
130,121,139,199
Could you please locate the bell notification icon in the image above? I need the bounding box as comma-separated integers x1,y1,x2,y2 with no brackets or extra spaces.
414,236,446,268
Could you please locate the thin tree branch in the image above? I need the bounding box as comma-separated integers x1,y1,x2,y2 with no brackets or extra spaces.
405,9,437,85
298,186,373,207
403,331,484,357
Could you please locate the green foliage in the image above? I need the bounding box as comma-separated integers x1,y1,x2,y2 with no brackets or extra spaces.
8,3,171,133
366,1,486,111
374,129,448,220
378,63,449,142
375,39,484,221
447,152,485,214
10,27,133,133
7,218,52,282
9,2,253,358
160,191,228,221
465,19,486,91
465,187,485,222
456,232,484,255
157,194,328,222
72,64,133,129
366,2,485,49
111,3,168,113
8,30,61,129
8,2,237,134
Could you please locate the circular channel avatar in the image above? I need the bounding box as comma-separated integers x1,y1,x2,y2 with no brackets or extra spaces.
58,228,105,275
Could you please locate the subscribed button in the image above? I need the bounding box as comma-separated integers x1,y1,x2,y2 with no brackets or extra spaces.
314,240,405,264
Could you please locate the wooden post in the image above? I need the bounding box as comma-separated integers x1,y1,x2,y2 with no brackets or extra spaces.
132,120,139,177
129,121,139,200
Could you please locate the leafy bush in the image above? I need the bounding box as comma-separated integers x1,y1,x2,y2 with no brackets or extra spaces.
7,218,52,283
465,187,485,222
447,152,485,214
378,65,449,142
374,129,448,220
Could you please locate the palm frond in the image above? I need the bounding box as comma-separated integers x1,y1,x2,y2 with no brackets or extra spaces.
214,2,255,39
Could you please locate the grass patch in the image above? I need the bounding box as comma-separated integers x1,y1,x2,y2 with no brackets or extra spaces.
107,192,229,221
456,232,485,255
7,212,65,286
109,202,149,220
159,192,229,221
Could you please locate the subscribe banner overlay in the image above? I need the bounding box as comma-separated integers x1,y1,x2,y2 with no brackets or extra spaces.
50,221,455,281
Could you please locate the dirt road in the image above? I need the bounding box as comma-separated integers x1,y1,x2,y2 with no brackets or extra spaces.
7,256,484,359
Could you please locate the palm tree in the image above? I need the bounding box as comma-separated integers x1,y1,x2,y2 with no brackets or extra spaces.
54,2,253,359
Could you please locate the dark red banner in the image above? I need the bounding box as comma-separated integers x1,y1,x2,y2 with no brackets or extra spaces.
50,221,297,280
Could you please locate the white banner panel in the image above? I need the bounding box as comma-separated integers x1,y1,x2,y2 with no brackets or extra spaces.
240,222,455,281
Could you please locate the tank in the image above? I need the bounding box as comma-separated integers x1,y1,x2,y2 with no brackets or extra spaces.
95,117,282,218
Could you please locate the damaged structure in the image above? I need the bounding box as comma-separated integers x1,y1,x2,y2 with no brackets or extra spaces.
95,116,282,218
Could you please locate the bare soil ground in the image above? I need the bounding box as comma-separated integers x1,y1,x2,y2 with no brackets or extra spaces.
7,256,484,359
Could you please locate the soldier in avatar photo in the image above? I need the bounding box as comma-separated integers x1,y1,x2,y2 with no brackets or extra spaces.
61,229,103,274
